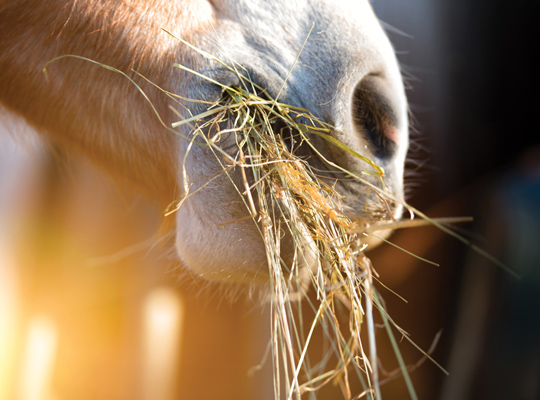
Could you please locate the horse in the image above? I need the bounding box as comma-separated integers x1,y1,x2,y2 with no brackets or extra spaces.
0,0,409,398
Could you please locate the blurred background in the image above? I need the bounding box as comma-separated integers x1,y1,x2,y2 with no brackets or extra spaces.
371,0,540,399
1,0,539,399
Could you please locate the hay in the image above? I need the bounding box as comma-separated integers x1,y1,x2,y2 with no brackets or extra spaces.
168,55,427,399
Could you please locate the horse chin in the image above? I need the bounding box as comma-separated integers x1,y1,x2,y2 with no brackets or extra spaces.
173,189,321,287
174,205,268,284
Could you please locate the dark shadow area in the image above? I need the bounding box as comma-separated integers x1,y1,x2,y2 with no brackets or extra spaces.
373,0,540,398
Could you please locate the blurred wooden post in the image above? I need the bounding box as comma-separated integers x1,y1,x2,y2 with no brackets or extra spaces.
141,287,183,400
18,316,58,400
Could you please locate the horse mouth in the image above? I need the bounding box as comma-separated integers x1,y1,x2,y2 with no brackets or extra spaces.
258,121,403,276
175,81,404,284
271,120,402,221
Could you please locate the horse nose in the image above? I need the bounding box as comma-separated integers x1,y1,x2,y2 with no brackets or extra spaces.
351,74,405,161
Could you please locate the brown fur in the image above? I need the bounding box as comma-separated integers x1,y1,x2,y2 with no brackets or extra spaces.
0,0,215,204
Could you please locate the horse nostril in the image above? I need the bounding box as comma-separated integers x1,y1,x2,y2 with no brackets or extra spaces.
351,75,400,160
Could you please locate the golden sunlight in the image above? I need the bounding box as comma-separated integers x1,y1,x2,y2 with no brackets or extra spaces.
141,287,184,400
18,316,58,400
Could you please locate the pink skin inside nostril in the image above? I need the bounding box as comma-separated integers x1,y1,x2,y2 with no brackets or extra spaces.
382,124,401,146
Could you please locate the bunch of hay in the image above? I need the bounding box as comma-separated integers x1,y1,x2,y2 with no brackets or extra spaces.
170,54,429,399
